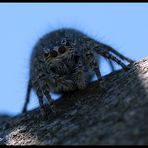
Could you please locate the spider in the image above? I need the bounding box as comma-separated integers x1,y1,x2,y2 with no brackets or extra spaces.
22,28,134,116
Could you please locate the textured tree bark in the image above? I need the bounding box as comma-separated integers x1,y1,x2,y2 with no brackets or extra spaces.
0,57,148,145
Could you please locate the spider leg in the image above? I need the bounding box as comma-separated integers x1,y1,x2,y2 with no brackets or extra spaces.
95,43,134,63
108,59,115,71
22,79,32,113
84,48,102,80
43,90,52,105
44,90,57,114
75,60,87,90
37,68,57,114
84,48,106,89
94,47,129,71
37,71,57,115
34,80,46,117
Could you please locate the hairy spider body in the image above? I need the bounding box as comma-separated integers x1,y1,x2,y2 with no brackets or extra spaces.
22,28,134,116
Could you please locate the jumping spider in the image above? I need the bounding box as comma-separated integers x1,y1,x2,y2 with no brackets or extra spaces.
22,28,134,116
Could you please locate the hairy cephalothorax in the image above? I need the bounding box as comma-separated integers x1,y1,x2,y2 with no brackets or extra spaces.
22,28,134,116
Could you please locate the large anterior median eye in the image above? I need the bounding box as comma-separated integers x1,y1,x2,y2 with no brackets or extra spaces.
50,50,58,57
58,46,66,54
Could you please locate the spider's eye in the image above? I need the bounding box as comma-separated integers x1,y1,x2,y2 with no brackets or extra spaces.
66,41,71,46
50,50,58,57
58,46,66,54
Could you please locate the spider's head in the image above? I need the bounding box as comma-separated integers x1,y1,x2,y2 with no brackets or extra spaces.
43,38,74,63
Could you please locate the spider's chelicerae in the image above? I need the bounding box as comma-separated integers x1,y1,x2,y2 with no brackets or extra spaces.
22,28,134,116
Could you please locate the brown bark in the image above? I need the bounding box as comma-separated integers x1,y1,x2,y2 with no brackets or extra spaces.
0,57,148,145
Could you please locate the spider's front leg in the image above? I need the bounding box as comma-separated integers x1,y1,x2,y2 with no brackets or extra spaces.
84,48,106,89
33,79,46,117
32,73,55,118
38,73,57,115
42,84,57,114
